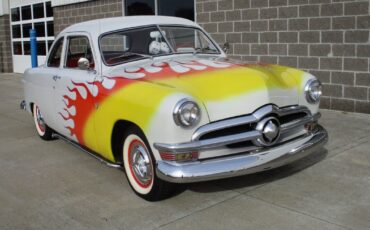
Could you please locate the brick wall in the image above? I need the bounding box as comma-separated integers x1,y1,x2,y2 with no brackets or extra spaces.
197,0,370,114
53,0,123,35
0,14,13,73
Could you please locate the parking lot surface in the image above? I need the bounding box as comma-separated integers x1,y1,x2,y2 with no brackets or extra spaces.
1,73,370,230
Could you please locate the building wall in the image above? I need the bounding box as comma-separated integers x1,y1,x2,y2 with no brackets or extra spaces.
0,14,13,73
53,0,122,35
0,0,9,15
52,0,92,7
196,0,370,114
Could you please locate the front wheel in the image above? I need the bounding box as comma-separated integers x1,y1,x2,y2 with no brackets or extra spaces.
33,104,54,140
121,127,173,201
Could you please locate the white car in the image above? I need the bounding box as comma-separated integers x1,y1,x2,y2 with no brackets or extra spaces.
21,16,328,201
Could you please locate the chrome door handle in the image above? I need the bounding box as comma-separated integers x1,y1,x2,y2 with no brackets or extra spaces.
53,75,61,81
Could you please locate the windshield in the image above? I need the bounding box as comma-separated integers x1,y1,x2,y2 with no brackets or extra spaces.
100,25,220,66
159,26,219,55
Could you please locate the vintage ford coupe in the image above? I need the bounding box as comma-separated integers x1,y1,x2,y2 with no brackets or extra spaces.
22,16,328,201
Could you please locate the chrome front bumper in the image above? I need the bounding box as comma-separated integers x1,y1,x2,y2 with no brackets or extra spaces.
155,125,328,183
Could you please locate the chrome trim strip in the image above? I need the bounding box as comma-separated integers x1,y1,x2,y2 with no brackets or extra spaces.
52,133,122,169
281,112,320,134
156,125,328,183
154,130,261,153
191,105,311,141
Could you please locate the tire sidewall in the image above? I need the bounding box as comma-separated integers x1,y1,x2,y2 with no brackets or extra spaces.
33,104,46,137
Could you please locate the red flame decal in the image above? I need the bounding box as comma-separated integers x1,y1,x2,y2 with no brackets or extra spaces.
59,60,235,145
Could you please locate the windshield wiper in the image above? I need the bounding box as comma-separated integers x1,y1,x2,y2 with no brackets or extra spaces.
193,47,218,55
109,52,152,62
193,48,203,55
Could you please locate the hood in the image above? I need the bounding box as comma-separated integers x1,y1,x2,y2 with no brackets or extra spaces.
108,56,304,122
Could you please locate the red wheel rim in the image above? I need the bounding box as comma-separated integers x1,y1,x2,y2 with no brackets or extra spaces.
128,139,153,189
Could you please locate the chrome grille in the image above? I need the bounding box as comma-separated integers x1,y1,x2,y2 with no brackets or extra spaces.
192,105,318,149
198,123,256,141
279,112,308,125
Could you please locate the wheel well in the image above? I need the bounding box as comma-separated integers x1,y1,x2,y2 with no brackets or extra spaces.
111,120,142,163
30,102,34,114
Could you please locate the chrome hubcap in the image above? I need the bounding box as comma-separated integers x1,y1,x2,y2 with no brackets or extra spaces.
130,144,152,185
36,107,46,131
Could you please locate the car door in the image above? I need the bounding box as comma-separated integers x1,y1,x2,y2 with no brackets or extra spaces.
34,36,65,131
52,33,99,150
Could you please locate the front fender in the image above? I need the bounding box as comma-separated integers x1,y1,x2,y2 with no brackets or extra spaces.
84,80,209,162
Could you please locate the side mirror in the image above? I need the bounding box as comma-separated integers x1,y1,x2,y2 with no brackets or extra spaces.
78,57,90,70
223,42,230,54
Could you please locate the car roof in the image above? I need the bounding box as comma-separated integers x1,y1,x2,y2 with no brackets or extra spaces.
60,16,201,35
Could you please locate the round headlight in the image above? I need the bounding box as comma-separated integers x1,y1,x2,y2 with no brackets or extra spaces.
305,79,322,104
173,99,201,128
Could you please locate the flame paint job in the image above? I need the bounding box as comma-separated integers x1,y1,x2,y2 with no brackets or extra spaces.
48,58,312,161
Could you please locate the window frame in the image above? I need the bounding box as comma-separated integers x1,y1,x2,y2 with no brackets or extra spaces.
98,25,163,67
98,24,220,67
46,37,65,68
32,2,45,19
63,34,96,70
158,25,221,55
10,1,54,56
124,0,196,21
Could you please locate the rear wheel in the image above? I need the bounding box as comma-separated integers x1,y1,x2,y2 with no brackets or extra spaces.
121,126,173,201
33,104,53,140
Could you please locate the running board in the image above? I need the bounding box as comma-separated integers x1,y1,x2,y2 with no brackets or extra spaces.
52,133,122,169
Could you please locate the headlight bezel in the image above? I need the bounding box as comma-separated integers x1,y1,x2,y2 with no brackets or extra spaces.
305,79,322,104
173,98,201,128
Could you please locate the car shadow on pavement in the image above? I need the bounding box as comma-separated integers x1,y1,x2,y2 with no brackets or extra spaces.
185,148,329,194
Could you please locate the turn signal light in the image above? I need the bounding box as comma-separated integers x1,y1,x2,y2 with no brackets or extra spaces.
305,122,317,131
160,152,199,162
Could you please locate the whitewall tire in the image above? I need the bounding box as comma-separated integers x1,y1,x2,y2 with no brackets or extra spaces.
33,104,53,140
120,126,173,201
123,134,154,195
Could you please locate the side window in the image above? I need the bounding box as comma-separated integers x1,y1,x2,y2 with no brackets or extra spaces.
65,36,95,69
47,38,64,68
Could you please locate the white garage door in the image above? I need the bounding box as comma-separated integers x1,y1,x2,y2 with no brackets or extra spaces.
10,1,54,73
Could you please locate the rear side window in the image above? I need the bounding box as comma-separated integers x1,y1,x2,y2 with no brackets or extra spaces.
47,38,64,68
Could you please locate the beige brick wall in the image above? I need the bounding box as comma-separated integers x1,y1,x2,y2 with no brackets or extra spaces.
53,0,123,35
197,0,370,114
0,14,13,73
